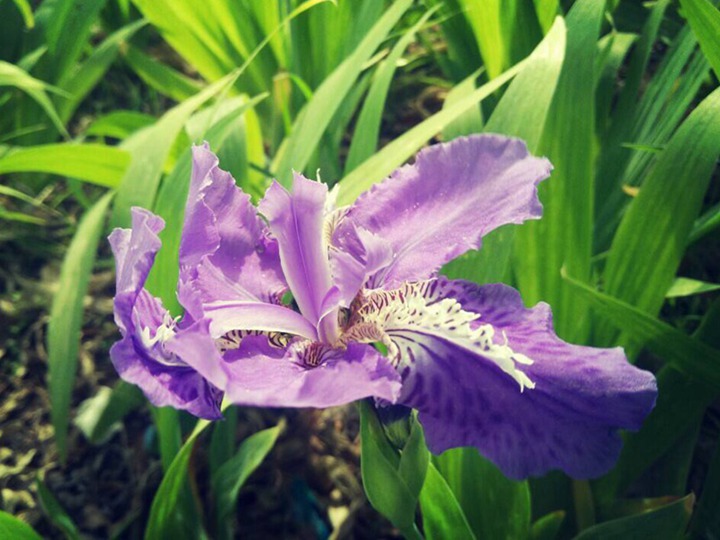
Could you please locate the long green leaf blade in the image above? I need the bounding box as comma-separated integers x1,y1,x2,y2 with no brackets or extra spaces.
272,0,413,184
0,144,129,187
213,423,282,521
345,6,439,173
443,16,566,285
574,495,693,539
514,0,605,342
144,418,212,539
0,511,42,540
563,272,720,389
47,192,114,462
681,0,720,80
419,463,476,540
336,60,524,205
602,87,720,345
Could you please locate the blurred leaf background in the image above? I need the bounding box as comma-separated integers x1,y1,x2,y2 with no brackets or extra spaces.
1,0,719,538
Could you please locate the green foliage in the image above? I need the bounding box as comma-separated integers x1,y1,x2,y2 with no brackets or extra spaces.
3,0,719,537
0,144,129,187
47,192,114,462
681,0,720,80
0,512,42,540
212,422,283,523
36,477,81,540
419,463,476,540
574,495,693,539
434,449,531,539
359,402,428,538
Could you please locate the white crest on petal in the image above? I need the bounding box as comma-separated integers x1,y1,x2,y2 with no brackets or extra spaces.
137,313,185,367
350,281,536,392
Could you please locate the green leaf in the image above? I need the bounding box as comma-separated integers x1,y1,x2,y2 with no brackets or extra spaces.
345,6,439,173
594,299,720,502
123,45,204,103
602,87,720,346
336,59,524,206
442,16,566,286
0,511,42,540
681,0,720,80
596,25,710,249
42,0,106,82
595,0,669,206
110,70,242,228
57,20,147,122
213,422,282,522
359,401,421,538
73,382,145,444
10,0,34,28
419,462,476,540
36,477,81,540
272,0,413,184
562,271,720,389
144,418,212,540
0,208,45,225
574,495,693,540
47,192,114,462
397,415,430,499
514,0,605,343
434,448,530,540
666,277,720,298
531,511,566,540
440,67,485,141
0,144,130,187
85,111,156,140
0,60,69,137
690,202,720,244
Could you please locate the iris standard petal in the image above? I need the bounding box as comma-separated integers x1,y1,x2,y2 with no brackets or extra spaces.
259,173,338,341
179,144,286,319
341,135,552,288
189,335,402,408
353,278,657,480
108,207,164,330
109,208,222,419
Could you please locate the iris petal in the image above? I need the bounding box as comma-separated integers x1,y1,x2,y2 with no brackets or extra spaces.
179,144,287,320
340,135,552,288
259,174,338,341
109,207,222,419
173,335,402,408
353,277,657,479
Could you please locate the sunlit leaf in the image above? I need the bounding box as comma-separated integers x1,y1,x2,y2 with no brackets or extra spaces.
666,277,720,298
0,144,129,187
0,511,42,540
273,0,413,184
681,0,720,80
602,88,720,347
0,61,68,137
47,192,114,462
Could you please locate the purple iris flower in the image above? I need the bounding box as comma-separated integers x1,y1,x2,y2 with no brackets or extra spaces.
109,135,657,480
